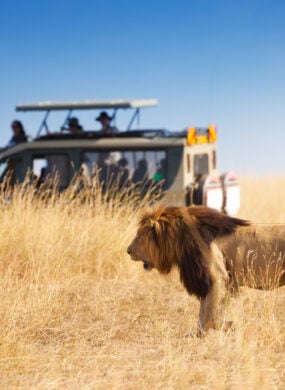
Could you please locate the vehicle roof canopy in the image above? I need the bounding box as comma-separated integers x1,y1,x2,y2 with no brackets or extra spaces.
11,98,217,148
16,99,158,112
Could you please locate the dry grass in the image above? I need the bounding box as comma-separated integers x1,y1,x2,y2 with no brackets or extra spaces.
0,177,284,389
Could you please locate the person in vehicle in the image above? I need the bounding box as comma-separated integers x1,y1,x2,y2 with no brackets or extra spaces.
96,111,119,135
35,167,47,188
118,157,130,188
61,117,83,133
153,158,166,182
7,120,28,147
132,159,148,183
96,152,110,187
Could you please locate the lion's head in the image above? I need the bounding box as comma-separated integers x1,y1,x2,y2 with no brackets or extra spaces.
127,205,249,298
127,206,184,273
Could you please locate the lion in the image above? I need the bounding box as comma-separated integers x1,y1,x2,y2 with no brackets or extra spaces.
127,206,285,336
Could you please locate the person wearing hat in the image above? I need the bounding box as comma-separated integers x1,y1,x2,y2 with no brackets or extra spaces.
96,111,119,135
61,117,83,133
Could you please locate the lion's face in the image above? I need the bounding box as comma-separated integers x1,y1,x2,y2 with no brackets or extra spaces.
127,226,157,271
127,208,183,274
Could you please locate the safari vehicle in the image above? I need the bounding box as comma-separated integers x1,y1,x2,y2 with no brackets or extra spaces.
0,99,240,215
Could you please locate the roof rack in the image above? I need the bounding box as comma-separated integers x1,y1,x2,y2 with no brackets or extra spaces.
16,99,159,137
16,99,158,112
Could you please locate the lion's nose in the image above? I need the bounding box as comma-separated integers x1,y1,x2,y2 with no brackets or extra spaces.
127,246,131,254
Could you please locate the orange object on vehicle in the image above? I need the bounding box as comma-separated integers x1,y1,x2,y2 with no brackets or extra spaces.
187,127,196,145
208,124,217,143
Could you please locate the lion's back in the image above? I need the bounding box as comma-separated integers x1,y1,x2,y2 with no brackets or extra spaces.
218,224,285,290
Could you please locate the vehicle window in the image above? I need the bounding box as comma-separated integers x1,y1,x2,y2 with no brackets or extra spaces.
81,150,167,187
32,154,69,189
194,153,209,176
0,162,8,179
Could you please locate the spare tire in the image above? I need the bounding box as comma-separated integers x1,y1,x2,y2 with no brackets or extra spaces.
219,171,240,216
186,173,223,211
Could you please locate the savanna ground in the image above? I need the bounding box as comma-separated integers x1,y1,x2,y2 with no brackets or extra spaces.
0,177,284,389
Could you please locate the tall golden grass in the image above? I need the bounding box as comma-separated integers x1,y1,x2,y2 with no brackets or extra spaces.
0,177,284,389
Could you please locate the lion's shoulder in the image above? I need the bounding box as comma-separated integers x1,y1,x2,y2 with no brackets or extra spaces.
186,206,250,243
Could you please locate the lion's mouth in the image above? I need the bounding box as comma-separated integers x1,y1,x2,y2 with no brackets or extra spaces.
129,254,141,262
129,255,153,271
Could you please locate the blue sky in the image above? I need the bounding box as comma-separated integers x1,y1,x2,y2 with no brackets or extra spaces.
0,0,284,175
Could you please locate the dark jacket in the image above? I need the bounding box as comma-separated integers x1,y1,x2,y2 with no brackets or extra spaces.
7,134,28,148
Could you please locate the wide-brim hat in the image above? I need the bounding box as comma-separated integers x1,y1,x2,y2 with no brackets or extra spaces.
96,111,112,121
68,117,79,126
